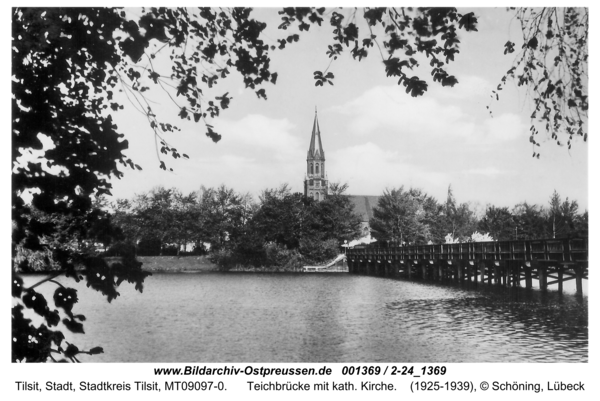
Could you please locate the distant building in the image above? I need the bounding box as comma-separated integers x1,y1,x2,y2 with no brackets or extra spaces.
347,195,380,237
303,108,328,201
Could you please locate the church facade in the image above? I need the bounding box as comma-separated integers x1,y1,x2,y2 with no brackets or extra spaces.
304,109,328,201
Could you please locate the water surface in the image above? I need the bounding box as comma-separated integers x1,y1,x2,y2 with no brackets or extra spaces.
21,273,587,362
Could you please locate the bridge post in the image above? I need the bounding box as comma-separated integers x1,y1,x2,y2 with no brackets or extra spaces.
421,261,427,280
400,260,411,280
479,261,486,285
557,265,564,294
538,263,548,291
493,262,500,285
508,260,521,287
453,261,459,282
525,262,533,289
463,260,471,283
456,261,463,283
467,261,474,284
575,264,584,296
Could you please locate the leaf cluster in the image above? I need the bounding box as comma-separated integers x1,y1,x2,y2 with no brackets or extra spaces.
275,7,477,96
496,8,587,156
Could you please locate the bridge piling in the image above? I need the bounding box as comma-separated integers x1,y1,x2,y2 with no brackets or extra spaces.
493,262,500,285
466,262,472,283
479,261,485,285
557,267,564,294
575,266,584,296
456,261,463,283
510,261,517,288
538,263,548,291
525,262,533,289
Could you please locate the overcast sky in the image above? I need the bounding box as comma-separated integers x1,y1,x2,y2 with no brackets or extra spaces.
28,6,592,211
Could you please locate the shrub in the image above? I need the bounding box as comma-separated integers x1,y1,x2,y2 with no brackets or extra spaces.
104,241,137,257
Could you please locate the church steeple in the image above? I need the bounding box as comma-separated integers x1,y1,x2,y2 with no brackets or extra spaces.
308,107,325,160
304,108,328,201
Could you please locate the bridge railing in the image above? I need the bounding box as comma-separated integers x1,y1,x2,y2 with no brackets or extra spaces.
347,238,587,263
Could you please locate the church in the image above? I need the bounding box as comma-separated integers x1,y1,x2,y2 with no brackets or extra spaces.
303,109,328,201
303,109,378,238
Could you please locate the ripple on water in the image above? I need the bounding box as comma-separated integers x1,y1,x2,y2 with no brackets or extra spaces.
19,273,587,362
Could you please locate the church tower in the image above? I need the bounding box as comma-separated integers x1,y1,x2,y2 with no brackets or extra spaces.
304,108,328,201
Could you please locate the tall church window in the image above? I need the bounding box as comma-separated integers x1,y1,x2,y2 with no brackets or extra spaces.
316,164,319,174
321,163,324,177
310,164,313,174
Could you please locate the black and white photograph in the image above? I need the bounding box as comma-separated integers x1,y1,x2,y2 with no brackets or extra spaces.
9,3,592,391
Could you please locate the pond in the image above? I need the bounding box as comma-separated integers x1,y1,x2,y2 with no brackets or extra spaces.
20,272,587,362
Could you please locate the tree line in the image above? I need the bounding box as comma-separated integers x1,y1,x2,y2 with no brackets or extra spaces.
369,186,587,245
107,183,363,269
106,183,587,265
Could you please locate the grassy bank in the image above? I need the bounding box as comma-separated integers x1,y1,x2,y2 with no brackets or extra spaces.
106,256,218,272
129,256,303,273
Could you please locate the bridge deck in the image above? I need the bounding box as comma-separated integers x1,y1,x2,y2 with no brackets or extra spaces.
346,238,588,295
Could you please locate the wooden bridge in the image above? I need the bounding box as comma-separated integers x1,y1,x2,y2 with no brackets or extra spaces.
346,238,588,295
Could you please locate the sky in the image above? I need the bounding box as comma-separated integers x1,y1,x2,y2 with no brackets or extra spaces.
15,6,591,211
100,6,589,211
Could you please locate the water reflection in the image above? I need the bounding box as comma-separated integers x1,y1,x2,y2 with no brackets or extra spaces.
19,273,587,362
384,284,587,362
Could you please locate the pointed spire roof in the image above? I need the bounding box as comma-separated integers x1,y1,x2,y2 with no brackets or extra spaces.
308,107,325,160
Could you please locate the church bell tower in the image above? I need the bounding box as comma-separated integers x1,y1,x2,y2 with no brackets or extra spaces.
304,108,328,201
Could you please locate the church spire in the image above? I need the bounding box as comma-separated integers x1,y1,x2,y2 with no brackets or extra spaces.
308,107,325,159
304,108,328,201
